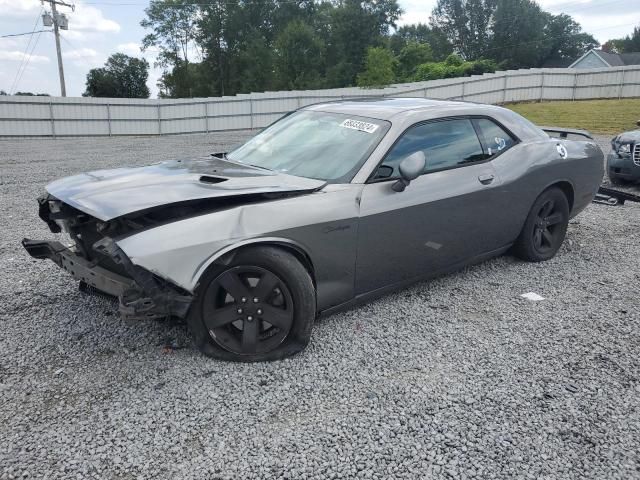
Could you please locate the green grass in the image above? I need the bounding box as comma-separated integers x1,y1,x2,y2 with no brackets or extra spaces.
506,99,640,135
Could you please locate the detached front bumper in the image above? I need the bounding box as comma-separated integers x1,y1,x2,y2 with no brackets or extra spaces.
22,238,192,320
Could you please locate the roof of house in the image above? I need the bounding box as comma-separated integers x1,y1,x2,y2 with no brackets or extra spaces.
570,49,640,68
619,52,640,65
594,50,626,66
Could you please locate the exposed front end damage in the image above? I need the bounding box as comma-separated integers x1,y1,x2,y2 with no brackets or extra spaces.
23,195,192,321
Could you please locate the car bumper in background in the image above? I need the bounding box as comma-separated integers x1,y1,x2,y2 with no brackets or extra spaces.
607,153,640,180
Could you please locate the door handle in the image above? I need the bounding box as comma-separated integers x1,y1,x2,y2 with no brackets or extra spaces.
478,173,495,185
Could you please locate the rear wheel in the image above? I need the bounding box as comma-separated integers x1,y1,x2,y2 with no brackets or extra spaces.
513,187,569,262
187,246,315,362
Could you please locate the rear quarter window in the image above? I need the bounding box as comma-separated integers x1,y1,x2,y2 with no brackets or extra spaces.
473,118,516,158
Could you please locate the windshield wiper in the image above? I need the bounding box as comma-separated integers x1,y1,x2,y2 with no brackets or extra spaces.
215,153,275,173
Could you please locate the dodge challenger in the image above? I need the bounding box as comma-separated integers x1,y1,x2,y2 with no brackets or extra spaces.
23,98,604,361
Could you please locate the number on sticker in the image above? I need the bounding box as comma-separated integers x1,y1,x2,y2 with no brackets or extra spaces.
340,119,379,133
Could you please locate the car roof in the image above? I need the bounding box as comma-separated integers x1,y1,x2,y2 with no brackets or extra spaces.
302,97,547,142
302,97,483,121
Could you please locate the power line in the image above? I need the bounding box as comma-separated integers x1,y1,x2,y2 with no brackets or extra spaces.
1,30,52,39
9,8,43,95
13,30,45,95
60,35,100,68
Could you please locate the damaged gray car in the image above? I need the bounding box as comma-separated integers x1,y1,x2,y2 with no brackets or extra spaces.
607,121,640,185
23,98,604,362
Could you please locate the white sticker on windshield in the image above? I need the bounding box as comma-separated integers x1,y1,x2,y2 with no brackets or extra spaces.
340,119,379,133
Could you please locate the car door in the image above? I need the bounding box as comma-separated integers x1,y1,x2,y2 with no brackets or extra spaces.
355,117,514,295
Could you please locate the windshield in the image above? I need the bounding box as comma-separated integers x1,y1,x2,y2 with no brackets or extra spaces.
227,110,389,182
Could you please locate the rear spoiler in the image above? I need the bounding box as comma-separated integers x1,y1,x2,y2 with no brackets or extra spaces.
539,126,593,140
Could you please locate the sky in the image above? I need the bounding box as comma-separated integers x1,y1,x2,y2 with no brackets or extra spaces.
0,0,638,98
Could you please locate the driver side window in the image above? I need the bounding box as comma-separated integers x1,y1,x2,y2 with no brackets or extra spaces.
376,118,486,179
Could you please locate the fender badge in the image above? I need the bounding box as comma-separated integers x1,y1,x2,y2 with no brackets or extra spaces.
556,144,568,159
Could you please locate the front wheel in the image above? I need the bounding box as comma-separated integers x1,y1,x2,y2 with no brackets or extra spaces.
512,187,569,262
187,246,316,362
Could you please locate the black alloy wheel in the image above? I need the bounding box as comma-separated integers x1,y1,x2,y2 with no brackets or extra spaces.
531,198,565,255
187,246,316,362
513,187,569,262
203,266,294,355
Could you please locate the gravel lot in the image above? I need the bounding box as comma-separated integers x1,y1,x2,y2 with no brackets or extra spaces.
1,133,639,479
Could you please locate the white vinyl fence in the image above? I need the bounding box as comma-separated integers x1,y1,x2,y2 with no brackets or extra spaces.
1,65,639,137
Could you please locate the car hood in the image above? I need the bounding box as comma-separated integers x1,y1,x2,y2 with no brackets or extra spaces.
613,130,640,143
46,156,326,221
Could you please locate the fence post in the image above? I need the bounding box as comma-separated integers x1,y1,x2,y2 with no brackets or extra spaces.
461,80,466,100
157,103,162,135
571,71,578,101
249,98,254,130
618,67,626,99
501,74,508,104
204,102,209,133
107,103,112,136
49,99,56,138
539,71,545,102
423,87,428,98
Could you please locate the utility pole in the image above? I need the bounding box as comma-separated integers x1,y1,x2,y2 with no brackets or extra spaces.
42,0,74,97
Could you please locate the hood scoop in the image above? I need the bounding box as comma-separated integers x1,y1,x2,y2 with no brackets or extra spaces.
199,175,227,184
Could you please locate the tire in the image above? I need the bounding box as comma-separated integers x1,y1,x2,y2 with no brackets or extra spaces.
512,187,570,262
187,246,316,362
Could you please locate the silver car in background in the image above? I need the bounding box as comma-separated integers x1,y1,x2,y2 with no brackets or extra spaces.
23,98,604,361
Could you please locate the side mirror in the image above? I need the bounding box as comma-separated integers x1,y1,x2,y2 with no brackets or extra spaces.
392,151,426,192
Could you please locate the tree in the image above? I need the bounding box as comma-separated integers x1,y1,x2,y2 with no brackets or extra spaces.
274,20,324,89
357,47,397,87
540,13,598,67
431,0,496,60
236,34,277,93
489,0,548,68
603,25,640,53
141,0,199,96
432,0,597,68
323,0,402,87
396,41,433,80
84,53,150,98
413,54,496,81
134,0,597,96
389,23,452,60
158,61,213,98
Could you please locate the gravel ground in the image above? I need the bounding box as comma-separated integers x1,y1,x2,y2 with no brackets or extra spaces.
1,133,639,480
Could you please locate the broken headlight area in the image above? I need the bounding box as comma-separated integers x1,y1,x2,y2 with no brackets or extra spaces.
24,195,192,321
611,139,633,157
